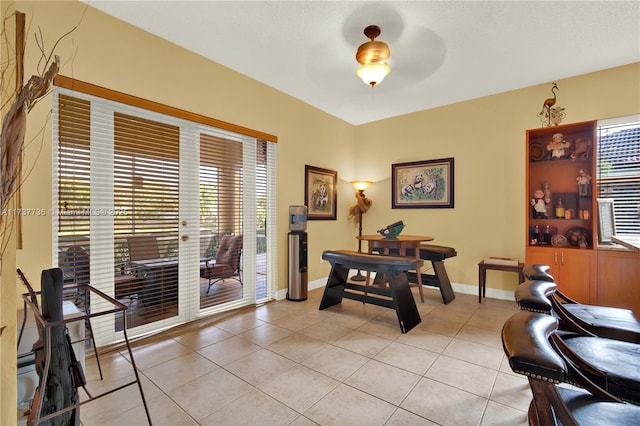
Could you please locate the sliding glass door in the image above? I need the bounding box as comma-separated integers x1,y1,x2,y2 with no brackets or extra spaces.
54,88,276,346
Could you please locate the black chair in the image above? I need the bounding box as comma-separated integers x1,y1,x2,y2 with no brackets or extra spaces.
520,264,640,343
555,321,640,405
502,311,640,425
521,263,554,282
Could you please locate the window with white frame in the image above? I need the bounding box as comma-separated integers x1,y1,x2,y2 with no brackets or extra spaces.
597,115,640,235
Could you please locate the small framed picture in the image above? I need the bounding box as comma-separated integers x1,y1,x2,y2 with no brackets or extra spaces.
597,198,616,244
392,158,454,209
305,165,337,220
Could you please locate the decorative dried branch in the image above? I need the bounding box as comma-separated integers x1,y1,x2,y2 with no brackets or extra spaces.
0,9,78,263
0,54,59,212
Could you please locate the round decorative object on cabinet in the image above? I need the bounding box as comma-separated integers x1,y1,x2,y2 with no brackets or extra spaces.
529,143,545,161
565,227,591,247
551,234,568,247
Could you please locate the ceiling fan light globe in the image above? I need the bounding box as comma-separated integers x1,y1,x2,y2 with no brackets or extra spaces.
356,63,390,86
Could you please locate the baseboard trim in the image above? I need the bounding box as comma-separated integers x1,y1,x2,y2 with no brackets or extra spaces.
276,278,515,302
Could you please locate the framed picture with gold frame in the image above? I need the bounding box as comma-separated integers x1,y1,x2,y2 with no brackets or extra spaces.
305,165,337,220
392,158,454,209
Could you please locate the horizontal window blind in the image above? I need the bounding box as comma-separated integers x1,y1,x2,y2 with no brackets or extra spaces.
264,141,277,302
199,134,243,309
255,140,270,301
57,94,92,310
54,84,277,346
597,117,640,235
114,113,181,330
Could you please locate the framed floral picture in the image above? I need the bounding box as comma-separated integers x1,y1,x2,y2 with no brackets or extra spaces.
392,158,454,208
305,165,337,220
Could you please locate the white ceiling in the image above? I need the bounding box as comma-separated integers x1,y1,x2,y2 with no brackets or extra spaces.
85,1,640,125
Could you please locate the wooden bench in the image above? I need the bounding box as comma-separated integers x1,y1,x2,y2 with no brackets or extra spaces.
319,250,423,333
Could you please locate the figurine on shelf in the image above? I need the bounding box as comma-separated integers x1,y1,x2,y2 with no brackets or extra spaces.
531,189,550,218
546,133,570,159
577,168,592,197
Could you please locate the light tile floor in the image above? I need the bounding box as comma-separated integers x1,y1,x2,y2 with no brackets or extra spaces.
80,287,531,425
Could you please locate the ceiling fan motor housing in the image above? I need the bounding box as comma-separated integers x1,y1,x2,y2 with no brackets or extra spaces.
356,25,390,65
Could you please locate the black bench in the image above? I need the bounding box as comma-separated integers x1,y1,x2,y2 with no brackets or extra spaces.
375,244,457,304
319,250,422,333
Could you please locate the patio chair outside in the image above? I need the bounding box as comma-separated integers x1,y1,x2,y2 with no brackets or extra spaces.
200,234,243,293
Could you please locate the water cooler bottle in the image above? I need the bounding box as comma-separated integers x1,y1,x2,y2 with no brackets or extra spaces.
287,206,308,301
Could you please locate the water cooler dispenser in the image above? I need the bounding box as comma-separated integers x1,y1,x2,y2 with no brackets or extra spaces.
288,206,308,301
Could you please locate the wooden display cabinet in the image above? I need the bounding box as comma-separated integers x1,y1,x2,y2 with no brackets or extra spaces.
597,249,640,315
525,121,597,303
527,246,595,304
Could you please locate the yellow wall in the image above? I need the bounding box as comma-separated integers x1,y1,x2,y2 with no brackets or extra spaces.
8,0,358,294
9,2,638,297
356,63,640,292
1,0,639,421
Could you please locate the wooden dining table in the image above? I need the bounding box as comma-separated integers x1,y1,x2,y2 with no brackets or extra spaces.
357,234,434,302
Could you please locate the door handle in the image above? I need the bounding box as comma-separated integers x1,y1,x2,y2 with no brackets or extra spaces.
181,235,188,241
554,252,558,264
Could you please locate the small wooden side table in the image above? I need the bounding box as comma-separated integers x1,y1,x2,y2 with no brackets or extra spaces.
478,260,525,303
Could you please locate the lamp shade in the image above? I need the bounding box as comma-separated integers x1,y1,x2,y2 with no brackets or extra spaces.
351,180,373,191
356,63,390,87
